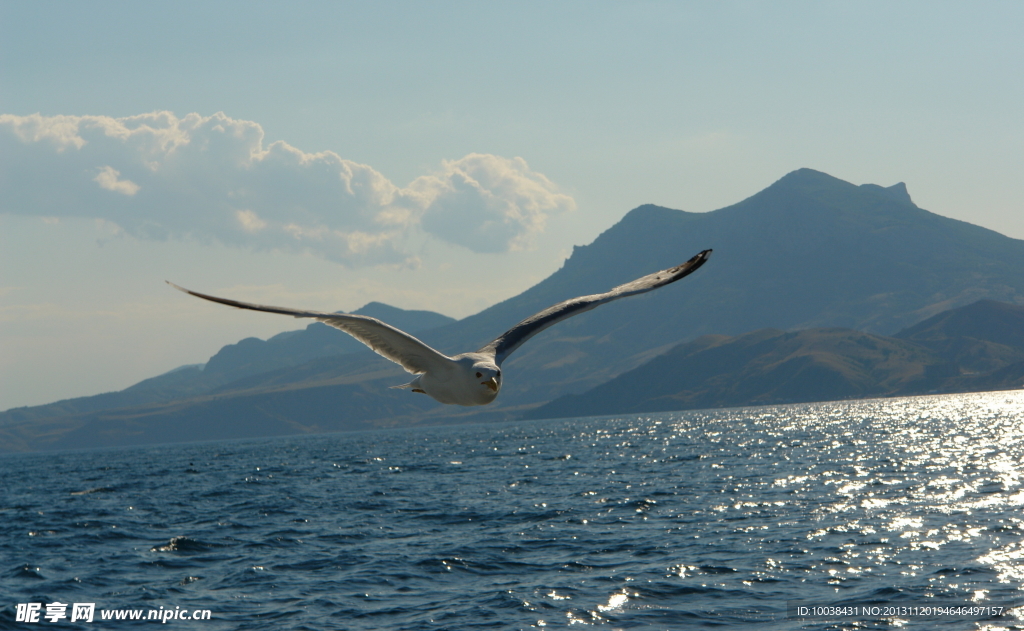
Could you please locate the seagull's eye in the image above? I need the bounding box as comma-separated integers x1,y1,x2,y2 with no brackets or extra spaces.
476,372,482,378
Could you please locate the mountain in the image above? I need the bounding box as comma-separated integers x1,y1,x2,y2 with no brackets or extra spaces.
412,168,1024,407
200,301,455,383
893,299,1024,373
524,328,944,418
526,300,1024,420
4,168,1024,452
0,302,455,428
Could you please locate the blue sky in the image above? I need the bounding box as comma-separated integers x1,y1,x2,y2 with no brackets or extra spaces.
2,1,1022,410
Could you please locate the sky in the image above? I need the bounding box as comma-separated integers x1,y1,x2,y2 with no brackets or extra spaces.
1,1,1022,411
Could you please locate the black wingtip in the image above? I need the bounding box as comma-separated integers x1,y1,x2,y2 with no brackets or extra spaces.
683,248,712,269
664,249,712,279
166,281,199,298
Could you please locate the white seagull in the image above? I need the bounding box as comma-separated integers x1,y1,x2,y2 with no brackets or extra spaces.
168,249,711,407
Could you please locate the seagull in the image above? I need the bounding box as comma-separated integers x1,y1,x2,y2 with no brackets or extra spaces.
168,249,711,406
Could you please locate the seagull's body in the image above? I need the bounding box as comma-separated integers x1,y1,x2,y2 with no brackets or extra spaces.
169,249,711,406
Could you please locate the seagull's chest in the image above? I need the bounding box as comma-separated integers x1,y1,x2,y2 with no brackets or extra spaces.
420,370,497,406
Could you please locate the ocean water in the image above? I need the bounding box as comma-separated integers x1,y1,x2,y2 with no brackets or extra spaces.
3,392,1024,630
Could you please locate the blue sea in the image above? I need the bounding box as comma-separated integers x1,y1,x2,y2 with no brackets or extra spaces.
4,391,1024,630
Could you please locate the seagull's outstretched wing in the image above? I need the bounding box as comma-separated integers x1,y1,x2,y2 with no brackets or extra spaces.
166,282,450,374
478,249,712,366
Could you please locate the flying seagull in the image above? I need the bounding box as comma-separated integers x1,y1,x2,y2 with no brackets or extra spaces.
168,249,711,407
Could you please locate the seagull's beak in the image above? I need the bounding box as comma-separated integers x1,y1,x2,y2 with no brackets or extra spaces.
483,377,499,393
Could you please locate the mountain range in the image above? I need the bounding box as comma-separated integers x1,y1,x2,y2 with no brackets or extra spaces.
526,299,1024,420
3,168,1024,452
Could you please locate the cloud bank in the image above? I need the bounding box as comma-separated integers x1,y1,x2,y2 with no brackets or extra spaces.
0,112,575,265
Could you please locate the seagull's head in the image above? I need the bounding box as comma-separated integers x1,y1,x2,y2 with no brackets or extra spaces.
473,363,502,398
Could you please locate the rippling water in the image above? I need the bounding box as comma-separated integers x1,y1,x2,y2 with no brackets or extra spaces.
4,391,1024,630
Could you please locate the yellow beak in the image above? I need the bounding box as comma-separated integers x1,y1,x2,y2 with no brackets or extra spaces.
483,377,499,392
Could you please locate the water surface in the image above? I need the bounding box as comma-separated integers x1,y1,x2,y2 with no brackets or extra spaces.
3,391,1024,629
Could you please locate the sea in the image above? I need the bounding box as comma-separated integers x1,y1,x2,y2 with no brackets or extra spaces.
3,391,1024,630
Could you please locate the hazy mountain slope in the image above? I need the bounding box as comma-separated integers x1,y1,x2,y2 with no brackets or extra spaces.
0,375,437,453
526,299,1024,420
893,300,1024,372
524,328,949,419
0,365,211,428
0,302,454,427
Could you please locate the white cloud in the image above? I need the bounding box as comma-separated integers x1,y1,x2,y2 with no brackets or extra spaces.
413,154,577,253
94,166,140,196
0,112,575,265
234,209,267,233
